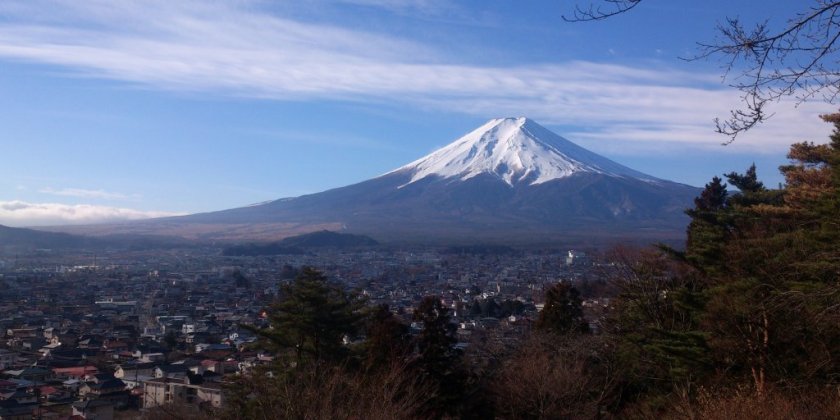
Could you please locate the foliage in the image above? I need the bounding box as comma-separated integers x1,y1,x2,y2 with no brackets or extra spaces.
684,176,728,275
247,266,365,365
665,385,840,420
233,282,465,419
492,333,618,419
604,113,840,413
412,296,468,417
603,247,710,407
534,282,589,335
222,362,430,420
694,126,840,393
363,304,411,369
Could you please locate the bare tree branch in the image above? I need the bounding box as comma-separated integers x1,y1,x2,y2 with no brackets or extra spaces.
567,1,840,141
562,0,641,22
690,2,840,140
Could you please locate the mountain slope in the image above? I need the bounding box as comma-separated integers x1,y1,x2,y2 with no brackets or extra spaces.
389,117,656,186
42,118,701,245
0,224,94,249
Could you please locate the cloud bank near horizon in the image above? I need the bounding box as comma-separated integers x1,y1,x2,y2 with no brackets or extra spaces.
38,187,139,201
0,200,184,227
0,0,833,153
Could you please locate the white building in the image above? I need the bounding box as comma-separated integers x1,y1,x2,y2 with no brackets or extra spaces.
143,377,223,410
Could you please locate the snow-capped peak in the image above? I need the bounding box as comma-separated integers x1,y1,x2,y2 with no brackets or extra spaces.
388,117,658,187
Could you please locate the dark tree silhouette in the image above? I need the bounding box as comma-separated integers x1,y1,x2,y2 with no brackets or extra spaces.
412,296,466,417
535,282,589,334
363,304,411,368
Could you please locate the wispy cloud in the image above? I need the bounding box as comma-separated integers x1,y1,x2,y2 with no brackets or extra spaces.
0,200,184,227
336,0,454,15
0,0,833,151
38,187,139,201
244,128,399,151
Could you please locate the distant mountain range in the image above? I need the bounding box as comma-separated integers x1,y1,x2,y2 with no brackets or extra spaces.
0,224,192,252
39,118,700,246
0,224,92,249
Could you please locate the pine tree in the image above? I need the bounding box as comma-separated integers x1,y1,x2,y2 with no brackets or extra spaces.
363,304,411,369
412,296,466,417
606,248,710,399
535,282,589,334
251,266,364,365
684,176,729,275
686,140,840,393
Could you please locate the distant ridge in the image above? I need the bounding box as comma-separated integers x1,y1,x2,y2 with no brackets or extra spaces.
222,231,378,256
0,224,193,252
0,224,92,250
279,230,378,248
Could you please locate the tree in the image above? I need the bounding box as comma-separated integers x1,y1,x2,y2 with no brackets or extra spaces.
229,273,433,419
684,176,729,275
363,304,411,369
534,282,589,335
492,334,617,419
222,359,430,420
249,267,364,365
676,119,840,394
603,247,710,407
412,296,467,417
566,1,840,140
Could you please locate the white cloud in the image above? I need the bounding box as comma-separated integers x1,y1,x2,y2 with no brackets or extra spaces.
38,187,138,201
0,200,184,227
0,0,834,152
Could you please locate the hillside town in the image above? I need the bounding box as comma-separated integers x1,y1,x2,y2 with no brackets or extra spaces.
0,246,602,419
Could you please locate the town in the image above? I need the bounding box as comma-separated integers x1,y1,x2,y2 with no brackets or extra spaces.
0,245,606,419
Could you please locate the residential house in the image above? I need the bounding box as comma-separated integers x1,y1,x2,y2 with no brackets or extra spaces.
51,366,99,381
154,365,188,380
71,398,114,420
142,376,223,411
79,378,129,408
0,351,16,370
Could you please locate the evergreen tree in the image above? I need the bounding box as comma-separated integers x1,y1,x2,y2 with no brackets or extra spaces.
251,266,364,365
606,248,710,403
725,164,765,193
363,304,411,369
535,282,589,334
413,296,466,417
684,176,729,275
680,128,840,393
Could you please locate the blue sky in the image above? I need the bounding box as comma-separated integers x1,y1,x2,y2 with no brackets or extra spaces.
0,0,835,226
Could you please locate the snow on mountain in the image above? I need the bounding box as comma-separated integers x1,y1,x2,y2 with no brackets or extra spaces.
46,117,699,244
388,117,659,187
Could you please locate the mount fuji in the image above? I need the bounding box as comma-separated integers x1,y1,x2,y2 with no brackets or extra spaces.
390,117,659,187
51,118,700,245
